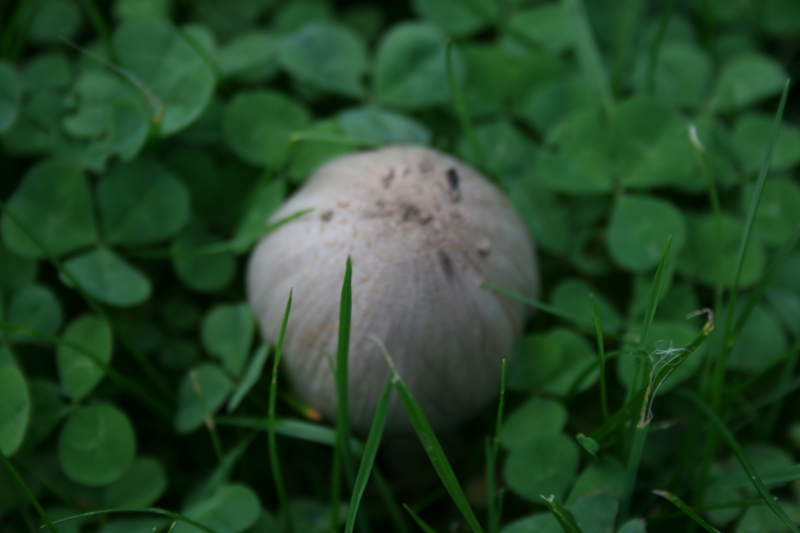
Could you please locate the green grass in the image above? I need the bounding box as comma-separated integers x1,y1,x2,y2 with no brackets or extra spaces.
1,1,800,533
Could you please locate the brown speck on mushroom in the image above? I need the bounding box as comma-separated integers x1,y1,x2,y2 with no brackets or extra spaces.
402,205,420,222
321,210,334,222
382,168,395,188
438,249,455,280
446,169,461,202
447,168,459,190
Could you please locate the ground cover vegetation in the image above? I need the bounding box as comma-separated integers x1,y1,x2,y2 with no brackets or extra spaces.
1,0,800,532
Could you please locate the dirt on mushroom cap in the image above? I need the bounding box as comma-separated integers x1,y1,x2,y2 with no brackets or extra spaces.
247,145,539,433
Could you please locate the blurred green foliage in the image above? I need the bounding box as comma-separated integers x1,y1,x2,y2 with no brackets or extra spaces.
1,0,800,532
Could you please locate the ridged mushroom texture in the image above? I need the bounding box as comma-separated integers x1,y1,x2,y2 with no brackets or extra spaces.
247,145,539,434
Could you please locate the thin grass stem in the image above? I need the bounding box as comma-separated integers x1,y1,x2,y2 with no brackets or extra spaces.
688,123,724,400
268,291,294,533
49,508,219,533
373,336,486,533
589,295,609,421
679,390,800,533
719,79,790,379
483,281,619,340
59,37,164,126
344,377,391,533
373,469,413,533
76,0,115,60
189,368,224,462
332,258,362,531
763,342,800,437
403,504,441,533
611,0,641,93
698,82,790,511
178,25,221,79
653,490,721,533
645,0,677,94
486,360,507,533
709,463,800,488
620,309,714,523
619,420,649,524
562,0,614,119
446,40,486,173
730,226,800,347
0,0,31,60
620,234,673,474
0,200,174,402
217,416,368,455
640,236,672,350
0,321,171,420
0,450,59,533
541,495,583,533
590,387,645,443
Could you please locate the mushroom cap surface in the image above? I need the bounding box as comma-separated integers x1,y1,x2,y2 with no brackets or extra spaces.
247,145,538,433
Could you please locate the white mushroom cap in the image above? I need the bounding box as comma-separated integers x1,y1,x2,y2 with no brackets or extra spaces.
247,145,538,433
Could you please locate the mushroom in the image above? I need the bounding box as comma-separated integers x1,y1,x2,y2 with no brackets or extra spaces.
247,145,538,433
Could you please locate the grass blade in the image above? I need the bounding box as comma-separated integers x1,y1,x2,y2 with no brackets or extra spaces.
619,420,648,525
1,1,29,59
188,369,224,461
0,449,59,533
49,508,219,533
729,346,800,411
447,39,486,173
483,281,618,340
541,495,584,533
619,309,714,522
373,470,413,533
722,227,800,435
216,416,367,455
333,257,360,530
710,463,800,488
700,79,791,510
0,321,171,420
344,377,392,533
562,0,614,119
132,208,315,259
335,258,355,474
227,344,270,412
688,123,724,401
76,0,115,60
645,0,677,94
763,342,800,436
653,490,721,533
493,360,507,447
403,504,441,533
191,436,254,501
639,236,672,350
268,291,294,533
589,294,609,422
730,226,800,350
590,387,645,443
0,199,173,402
720,79,790,367
638,310,714,432
680,390,800,533
486,360,507,533
576,433,600,457
372,336,486,533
